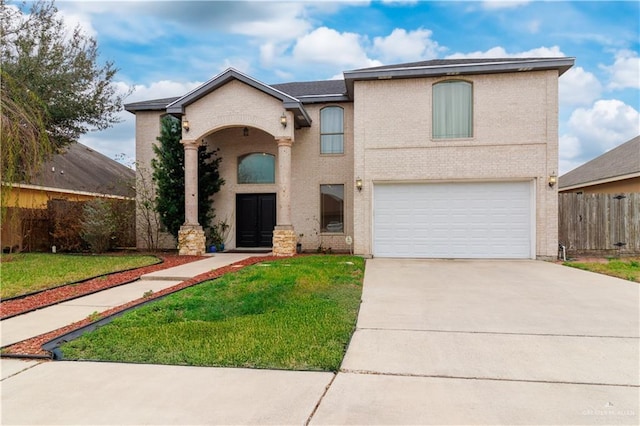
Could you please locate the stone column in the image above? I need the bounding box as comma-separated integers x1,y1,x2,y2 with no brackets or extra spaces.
178,139,205,256
273,137,296,256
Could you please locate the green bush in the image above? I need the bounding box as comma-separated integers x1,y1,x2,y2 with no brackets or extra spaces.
81,199,116,253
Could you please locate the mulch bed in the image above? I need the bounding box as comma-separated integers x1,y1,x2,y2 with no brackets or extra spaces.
1,255,278,358
0,255,205,320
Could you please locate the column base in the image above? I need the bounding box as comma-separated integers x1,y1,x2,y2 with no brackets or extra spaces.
178,224,205,256
272,225,296,257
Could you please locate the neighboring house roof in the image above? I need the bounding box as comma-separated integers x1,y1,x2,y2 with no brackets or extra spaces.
559,135,640,190
125,57,575,114
19,142,135,198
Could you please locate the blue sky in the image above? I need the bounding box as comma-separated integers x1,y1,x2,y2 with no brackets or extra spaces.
28,0,640,174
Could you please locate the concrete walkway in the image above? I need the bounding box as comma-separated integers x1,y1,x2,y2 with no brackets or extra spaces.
2,258,639,425
1,254,254,347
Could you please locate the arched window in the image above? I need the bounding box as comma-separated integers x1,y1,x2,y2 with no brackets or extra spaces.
320,106,344,154
432,80,473,139
237,153,275,184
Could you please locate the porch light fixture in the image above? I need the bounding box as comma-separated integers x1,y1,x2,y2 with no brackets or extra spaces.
243,127,249,137
548,173,557,188
182,118,190,132
280,112,287,128
355,177,363,192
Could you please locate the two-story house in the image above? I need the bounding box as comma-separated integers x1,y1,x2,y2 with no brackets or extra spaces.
126,57,574,259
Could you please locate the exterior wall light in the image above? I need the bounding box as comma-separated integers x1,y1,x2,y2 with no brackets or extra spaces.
356,177,363,192
182,118,190,132
280,112,287,128
548,173,557,188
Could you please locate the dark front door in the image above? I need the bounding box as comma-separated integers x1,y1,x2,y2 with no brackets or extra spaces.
236,193,276,247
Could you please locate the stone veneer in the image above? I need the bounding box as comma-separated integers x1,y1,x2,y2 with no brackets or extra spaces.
178,225,206,256
272,226,297,256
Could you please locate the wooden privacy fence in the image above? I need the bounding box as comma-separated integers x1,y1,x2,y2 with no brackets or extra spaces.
559,193,640,256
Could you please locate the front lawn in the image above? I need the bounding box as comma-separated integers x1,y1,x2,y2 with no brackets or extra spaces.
60,255,365,371
563,258,640,282
0,253,160,299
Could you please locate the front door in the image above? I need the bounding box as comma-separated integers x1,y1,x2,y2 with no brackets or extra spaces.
236,193,276,247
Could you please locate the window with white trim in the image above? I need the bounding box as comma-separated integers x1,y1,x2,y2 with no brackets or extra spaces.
320,106,344,154
320,184,344,233
432,80,473,139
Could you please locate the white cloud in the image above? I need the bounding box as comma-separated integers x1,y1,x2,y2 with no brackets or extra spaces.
372,28,442,63
446,45,565,59
57,10,97,38
559,67,602,107
481,0,532,10
292,27,381,69
126,80,203,103
559,99,640,173
229,3,311,42
602,50,640,90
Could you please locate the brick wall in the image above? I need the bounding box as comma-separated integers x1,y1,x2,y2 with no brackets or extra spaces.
353,70,559,258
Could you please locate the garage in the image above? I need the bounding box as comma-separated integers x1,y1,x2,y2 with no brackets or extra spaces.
373,181,533,258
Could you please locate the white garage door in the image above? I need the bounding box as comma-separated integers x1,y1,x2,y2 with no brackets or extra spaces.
373,181,532,258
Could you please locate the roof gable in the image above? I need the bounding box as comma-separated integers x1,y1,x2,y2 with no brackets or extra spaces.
165,68,312,127
559,135,640,189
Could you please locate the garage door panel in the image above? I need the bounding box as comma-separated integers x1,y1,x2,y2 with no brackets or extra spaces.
373,182,532,258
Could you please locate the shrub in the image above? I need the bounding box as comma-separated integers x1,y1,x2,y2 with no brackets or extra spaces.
81,199,116,253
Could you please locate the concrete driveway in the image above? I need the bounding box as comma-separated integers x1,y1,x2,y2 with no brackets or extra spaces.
312,259,640,425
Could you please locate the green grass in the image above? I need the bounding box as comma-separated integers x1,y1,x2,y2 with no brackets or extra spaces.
0,253,160,299
563,258,640,282
60,255,364,371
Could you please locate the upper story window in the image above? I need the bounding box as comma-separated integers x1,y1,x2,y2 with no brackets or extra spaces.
320,106,344,154
432,80,473,139
237,153,275,184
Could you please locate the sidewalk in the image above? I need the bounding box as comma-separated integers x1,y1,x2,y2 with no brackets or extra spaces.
1,254,255,348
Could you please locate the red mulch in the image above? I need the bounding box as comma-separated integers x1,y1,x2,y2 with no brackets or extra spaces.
1,255,278,358
0,255,205,320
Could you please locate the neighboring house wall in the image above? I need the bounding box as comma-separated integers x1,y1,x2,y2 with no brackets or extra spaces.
559,177,640,194
353,71,560,258
3,185,98,209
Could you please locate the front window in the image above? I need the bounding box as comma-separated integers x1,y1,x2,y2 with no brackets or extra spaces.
432,80,473,139
237,153,275,184
320,106,344,154
320,184,344,233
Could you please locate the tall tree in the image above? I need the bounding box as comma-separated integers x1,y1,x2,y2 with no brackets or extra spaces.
152,115,224,238
0,0,126,183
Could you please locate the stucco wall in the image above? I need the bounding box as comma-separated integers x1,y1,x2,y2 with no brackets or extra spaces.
353,70,560,258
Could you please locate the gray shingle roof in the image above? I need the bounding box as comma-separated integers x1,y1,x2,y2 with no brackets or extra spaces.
26,142,135,198
125,58,574,112
125,80,347,112
559,135,640,189
271,80,346,97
